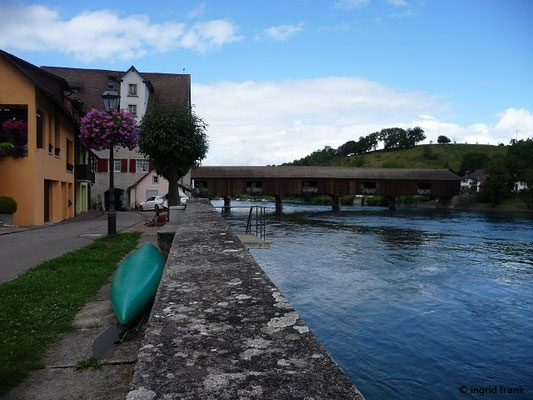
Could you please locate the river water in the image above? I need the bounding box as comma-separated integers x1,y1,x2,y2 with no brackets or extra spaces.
214,200,533,400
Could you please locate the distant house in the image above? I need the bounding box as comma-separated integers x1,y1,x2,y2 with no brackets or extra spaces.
42,65,191,210
0,50,96,225
127,170,190,208
513,181,529,193
460,169,486,193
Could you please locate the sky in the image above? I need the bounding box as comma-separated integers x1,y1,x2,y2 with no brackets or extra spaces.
1,0,532,165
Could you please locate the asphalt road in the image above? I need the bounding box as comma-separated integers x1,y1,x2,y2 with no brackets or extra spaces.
0,211,145,283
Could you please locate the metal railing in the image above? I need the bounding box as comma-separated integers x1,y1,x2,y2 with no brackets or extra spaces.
245,206,266,240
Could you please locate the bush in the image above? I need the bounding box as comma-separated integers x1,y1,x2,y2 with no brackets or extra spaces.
0,142,13,156
0,196,17,214
382,160,404,168
340,195,355,205
422,146,438,160
365,196,388,207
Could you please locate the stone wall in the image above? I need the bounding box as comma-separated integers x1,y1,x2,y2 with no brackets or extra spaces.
127,199,364,399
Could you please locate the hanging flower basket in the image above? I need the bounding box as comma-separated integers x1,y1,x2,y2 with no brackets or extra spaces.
80,109,139,150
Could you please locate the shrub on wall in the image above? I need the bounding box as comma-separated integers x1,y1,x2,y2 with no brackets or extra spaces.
0,196,17,214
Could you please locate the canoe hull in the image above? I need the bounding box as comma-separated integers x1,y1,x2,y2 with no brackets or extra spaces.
111,242,165,326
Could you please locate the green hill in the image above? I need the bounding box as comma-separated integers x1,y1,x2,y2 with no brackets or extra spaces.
292,144,508,173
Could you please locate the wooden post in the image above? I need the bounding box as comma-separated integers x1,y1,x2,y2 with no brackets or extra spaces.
223,196,231,212
275,195,283,214
331,194,341,212
387,196,397,211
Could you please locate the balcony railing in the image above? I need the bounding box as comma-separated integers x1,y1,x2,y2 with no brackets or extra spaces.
75,163,95,183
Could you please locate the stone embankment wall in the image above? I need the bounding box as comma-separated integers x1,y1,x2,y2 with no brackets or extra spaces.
127,199,364,399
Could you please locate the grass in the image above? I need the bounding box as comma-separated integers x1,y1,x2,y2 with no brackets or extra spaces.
74,357,102,371
0,232,140,396
334,144,507,172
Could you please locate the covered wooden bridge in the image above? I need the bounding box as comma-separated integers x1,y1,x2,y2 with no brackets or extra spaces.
191,166,460,211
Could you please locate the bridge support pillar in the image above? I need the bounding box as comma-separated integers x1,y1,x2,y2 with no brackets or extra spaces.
275,195,283,214
387,196,397,211
437,196,452,208
223,196,231,212
331,195,341,212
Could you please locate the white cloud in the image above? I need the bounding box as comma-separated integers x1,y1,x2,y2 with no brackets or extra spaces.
187,3,207,18
192,78,533,165
334,0,370,10
256,23,304,41
0,3,242,61
387,0,409,7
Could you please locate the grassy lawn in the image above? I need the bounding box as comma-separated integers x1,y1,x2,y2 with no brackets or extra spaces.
335,143,507,171
0,232,140,396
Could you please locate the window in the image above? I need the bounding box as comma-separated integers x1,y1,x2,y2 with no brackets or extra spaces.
36,111,43,148
128,84,137,96
128,105,137,116
136,159,149,173
152,175,159,184
302,180,318,193
111,159,121,172
66,138,73,172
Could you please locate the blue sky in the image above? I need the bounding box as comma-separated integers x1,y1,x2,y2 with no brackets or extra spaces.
1,0,532,164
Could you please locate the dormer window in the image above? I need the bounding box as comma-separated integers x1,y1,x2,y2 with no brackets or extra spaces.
128,84,137,96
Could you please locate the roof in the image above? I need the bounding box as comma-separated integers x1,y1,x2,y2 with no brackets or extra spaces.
0,50,78,124
127,169,155,190
461,169,487,181
192,166,460,181
121,66,154,91
41,66,191,112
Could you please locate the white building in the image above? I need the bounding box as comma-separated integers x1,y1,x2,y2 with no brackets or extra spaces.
42,65,191,210
460,169,486,193
128,170,190,208
513,181,529,192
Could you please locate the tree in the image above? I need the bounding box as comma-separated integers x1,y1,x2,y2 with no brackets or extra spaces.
139,103,208,206
477,156,512,205
405,127,426,147
459,152,490,175
437,135,451,144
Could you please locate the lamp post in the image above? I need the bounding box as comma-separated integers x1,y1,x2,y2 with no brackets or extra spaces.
101,81,120,238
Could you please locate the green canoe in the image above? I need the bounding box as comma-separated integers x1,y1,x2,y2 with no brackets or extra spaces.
111,242,166,326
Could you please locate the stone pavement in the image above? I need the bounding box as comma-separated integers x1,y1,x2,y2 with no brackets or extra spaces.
2,230,159,400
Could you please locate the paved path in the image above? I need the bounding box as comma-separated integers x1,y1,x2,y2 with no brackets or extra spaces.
0,211,146,283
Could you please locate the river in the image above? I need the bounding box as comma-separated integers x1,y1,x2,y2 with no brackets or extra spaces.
214,199,533,400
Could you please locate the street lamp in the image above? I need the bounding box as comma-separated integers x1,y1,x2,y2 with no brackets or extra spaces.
102,81,120,238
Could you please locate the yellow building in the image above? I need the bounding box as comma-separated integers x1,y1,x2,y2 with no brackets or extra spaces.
0,50,79,226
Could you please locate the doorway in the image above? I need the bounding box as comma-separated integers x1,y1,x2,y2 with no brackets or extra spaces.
44,180,50,222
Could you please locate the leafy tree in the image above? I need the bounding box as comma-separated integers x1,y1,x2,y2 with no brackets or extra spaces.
459,152,490,175
405,127,426,147
437,135,451,144
337,140,358,157
379,127,404,150
477,156,512,205
139,103,208,206
506,138,533,180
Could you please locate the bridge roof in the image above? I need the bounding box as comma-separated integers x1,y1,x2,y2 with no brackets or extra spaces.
192,166,460,181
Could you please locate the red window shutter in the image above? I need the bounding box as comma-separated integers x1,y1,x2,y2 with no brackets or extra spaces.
121,159,128,173
98,159,108,173
149,161,154,171
129,159,136,172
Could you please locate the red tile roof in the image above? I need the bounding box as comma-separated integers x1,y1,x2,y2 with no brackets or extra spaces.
41,66,191,113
